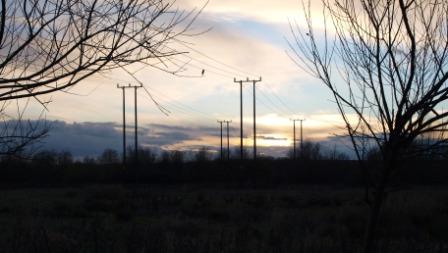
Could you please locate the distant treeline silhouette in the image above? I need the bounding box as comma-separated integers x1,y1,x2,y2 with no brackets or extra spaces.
0,142,447,187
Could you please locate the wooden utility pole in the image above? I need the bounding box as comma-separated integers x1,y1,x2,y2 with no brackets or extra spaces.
251,78,262,160
234,77,262,161
133,85,142,164
117,83,142,166
234,78,245,160
117,84,127,165
218,120,225,160
290,118,304,160
224,120,232,160
299,119,305,158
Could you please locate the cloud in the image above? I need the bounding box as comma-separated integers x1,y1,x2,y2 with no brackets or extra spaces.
258,135,288,141
0,119,357,159
177,0,324,25
13,1,346,157
26,121,235,157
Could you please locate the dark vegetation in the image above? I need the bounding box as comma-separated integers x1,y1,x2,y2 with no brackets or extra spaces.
0,146,448,252
0,185,447,253
0,145,447,187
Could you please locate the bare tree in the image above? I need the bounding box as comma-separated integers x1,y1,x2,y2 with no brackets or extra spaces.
0,99,48,158
289,0,448,252
0,0,203,100
0,0,204,156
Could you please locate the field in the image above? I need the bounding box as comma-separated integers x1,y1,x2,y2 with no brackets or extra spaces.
0,185,447,253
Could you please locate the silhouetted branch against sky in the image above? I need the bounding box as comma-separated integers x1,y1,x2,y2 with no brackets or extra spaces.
289,0,448,159
288,0,448,251
0,0,205,102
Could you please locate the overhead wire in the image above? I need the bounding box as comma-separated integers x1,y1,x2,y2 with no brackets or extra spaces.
168,56,235,79
140,80,218,121
174,40,258,78
101,70,216,121
161,44,246,78
260,83,296,115
257,88,292,117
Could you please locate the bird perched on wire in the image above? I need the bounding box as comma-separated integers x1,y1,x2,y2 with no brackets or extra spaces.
201,69,205,76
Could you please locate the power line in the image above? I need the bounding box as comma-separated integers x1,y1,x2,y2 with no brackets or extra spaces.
257,88,291,117
102,72,218,121
176,40,258,78
160,44,250,79
168,57,235,79
145,91,216,121
260,84,296,115
168,50,245,78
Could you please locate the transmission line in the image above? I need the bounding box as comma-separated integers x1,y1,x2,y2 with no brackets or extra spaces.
258,88,291,117
175,40,258,78
260,84,296,115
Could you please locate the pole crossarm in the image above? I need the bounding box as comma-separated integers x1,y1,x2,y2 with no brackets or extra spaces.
234,77,262,161
117,83,143,166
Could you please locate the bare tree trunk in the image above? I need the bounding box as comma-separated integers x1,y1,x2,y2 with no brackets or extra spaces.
363,181,386,253
364,152,395,253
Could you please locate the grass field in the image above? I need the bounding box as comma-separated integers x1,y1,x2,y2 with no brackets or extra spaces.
0,185,447,253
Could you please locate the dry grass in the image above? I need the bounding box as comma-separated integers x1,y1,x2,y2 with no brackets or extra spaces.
0,185,447,252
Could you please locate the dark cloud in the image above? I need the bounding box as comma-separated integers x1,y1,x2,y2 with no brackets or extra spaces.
258,135,288,141
149,130,197,146
1,120,358,159
22,121,216,158
43,121,122,158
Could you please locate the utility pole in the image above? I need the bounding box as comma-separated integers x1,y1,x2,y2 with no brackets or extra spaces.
290,119,298,160
224,120,232,161
234,78,244,160
299,119,305,158
117,83,142,166
134,84,142,164
218,120,224,161
290,119,304,160
251,77,262,160
234,77,262,161
117,84,127,165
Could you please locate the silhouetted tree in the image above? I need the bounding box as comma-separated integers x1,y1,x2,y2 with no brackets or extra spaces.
325,145,349,161
0,118,48,158
32,150,57,167
160,150,171,164
138,148,157,165
0,0,203,101
288,141,322,160
231,147,250,160
82,156,96,165
0,0,204,157
169,150,184,164
194,147,211,162
99,149,119,165
289,0,448,251
57,151,73,167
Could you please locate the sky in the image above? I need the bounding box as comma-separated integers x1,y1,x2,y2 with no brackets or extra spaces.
14,0,351,158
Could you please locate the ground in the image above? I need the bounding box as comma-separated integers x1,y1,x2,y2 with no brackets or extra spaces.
0,185,447,253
